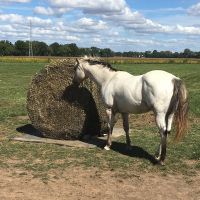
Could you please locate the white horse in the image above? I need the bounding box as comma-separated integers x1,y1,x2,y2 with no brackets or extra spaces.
72,58,188,164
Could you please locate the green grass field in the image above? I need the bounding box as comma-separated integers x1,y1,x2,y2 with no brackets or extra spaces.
0,61,200,180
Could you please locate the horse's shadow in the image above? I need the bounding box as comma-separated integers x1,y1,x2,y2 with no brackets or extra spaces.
83,137,158,165
112,142,158,164
16,125,157,164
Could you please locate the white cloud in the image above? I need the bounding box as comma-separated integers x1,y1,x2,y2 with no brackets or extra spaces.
113,38,162,47
48,17,108,35
77,18,108,31
0,13,52,27
102,6,200,36
0,23,80,43
48,0,126,14
103,7,145,24
127,21,200,35
0,0,31,3
0,24,16,32
140,7,185,14
27,17,52,27
34,7,55,16
175,24,200,35
32,28,80,43
34,6,71,17
44,0,170,35
65,35,80,42
0,13,24,23
93,37,101,43
32,0,200,37
188,2,200,16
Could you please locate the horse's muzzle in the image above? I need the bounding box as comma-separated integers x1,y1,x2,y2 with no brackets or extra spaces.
72,79,80,86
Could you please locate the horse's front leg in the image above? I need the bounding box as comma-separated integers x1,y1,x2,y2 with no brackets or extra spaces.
122,113,131,150
104,108,115,150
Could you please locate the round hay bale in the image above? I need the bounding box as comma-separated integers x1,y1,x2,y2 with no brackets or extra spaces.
27,58,108,140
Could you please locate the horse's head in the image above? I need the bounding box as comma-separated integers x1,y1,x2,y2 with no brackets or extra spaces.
72,58,87,85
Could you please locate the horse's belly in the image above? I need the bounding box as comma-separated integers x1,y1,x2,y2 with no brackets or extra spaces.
116,100,150,114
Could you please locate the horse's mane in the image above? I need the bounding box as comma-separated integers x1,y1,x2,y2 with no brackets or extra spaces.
83,57,117,72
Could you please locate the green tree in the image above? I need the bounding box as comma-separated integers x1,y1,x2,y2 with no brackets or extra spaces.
90,47,100,56
67,43,80,56
14,40,29,56
173,52,180,58
183,48,193,58
196,52,200,58
79,48,91,56
0,40,14,56
32,41,49,56
144,51,152,58
60,44,70,56
49,42,62,56
152,50,159,58
114,52,122,57
99,48,114,57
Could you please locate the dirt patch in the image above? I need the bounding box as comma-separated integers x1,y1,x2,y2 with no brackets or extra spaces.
15,115,29,121
0,167,200,200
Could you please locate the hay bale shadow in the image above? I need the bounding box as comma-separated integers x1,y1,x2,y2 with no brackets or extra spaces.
16,124,43,137
62,84,101,138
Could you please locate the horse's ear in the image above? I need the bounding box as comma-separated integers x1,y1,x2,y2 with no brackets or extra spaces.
76,58,79,66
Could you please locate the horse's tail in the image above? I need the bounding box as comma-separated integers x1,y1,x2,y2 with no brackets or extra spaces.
168,79,189,141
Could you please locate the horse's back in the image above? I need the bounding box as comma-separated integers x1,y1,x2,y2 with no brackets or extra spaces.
103,71,147,113
143,70,177,82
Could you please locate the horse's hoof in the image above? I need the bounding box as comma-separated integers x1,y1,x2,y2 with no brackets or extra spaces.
154,155,160,161
104,145,110,151
154,156,165,166
154,156,161,163
159,161,165,166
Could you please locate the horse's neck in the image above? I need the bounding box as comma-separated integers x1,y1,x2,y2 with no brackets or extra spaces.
84,64,115,87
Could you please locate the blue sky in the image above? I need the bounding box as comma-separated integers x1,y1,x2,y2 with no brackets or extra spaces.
0,0,200,52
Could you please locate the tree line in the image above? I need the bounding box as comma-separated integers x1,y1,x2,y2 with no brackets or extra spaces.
0,40,200,58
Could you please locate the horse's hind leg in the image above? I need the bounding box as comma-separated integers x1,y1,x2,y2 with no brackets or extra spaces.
104,108,115,150
122,113,131,150
155,113,167,165
166,113,174,134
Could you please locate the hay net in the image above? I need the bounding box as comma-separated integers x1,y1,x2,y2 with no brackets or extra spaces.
27,58,108,140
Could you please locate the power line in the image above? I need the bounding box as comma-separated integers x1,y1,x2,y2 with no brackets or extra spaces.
29,20,33,57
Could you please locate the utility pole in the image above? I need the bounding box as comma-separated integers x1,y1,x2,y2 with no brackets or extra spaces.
29,20,33,57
